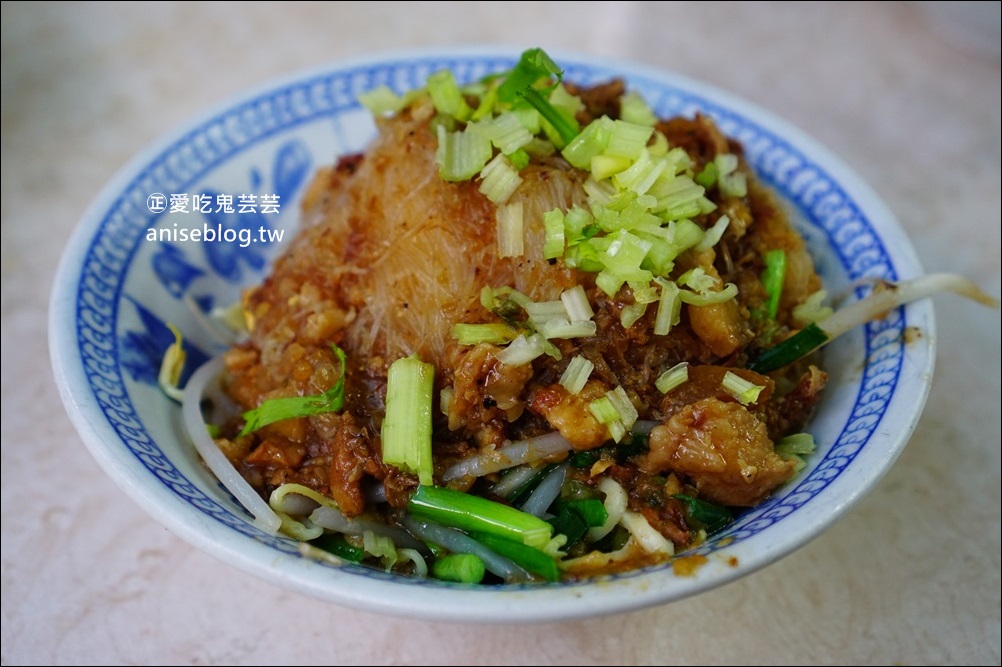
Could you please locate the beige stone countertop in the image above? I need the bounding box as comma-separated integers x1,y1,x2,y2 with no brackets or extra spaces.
2,2,999,664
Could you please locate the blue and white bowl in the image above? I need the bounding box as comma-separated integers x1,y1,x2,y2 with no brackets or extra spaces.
50,49,934,622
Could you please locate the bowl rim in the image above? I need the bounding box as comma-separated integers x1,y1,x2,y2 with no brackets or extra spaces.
49,46,935,622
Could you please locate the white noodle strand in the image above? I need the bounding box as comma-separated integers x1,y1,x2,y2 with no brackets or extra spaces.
182,357,282,534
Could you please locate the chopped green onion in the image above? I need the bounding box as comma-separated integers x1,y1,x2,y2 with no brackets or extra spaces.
677,267,715,292
678,280,739,306
776,432,817,455
715,153,739,176
435,124,492,182
561,116,613,170
619,91,658,126
496,47,564,103
408,485,555,550
560,285,594,321
694,161,719,188
547,505,588,546
496,333,546,366
715,153,747,198
158,323,186,402
524,299,569,326
673,494,732,533
240,344,347,436
547,84,584,119
720,170,747,198
496,201,525,257
696,214,731,251
558,355,595,395
653,278,682,335
605,119,654,160
556,498,609,528
721,370,765,405
542,209,566,259
469,532,559,582
479,153,523,204
591,154,631,181
677,266,741,304
761,249,787,320
605,386,639,430
776,432,817,472
667,219,705,255
507,148,531,170
587,395,626,443
613,149,669,196
358,85,419,116
450,322,519,345
653,175,705,219
484,112,534,155
432,553,486,584
381,355,435,485
620,301,649,329
519,86,579,147
427,69,472,121
655,362,689,393
539,318,597,340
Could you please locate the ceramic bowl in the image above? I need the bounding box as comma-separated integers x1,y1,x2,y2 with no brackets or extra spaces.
50,48,934,622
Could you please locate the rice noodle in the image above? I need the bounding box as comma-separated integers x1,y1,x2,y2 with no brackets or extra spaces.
441,432,573,482
400,515,534,583
182,357,282,534
520,462,568,517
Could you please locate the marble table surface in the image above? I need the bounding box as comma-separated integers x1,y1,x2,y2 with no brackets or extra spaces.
2,2,999,664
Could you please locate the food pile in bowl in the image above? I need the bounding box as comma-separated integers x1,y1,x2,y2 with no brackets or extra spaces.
165,48,994,586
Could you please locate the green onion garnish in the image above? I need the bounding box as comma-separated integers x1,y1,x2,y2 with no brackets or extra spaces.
721,370,765,405
479,153,523,205
555,498,609,528
408,485,555,550
451,322,518,346
432,553,486,584
436,124,492,182
427,69,473,121
381,355,435,485
775,432,818,473
469,532,560,582
673,494,732,533
239,343,347,436
559,355,595,395
761,249,787,320
655,361,689,394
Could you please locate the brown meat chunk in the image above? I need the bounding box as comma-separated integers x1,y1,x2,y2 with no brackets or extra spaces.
527,380,611,450
642,398,794,506
327,413,382,517
660,364,774,420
